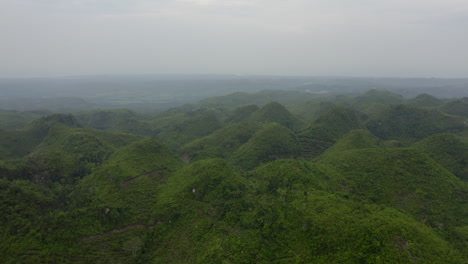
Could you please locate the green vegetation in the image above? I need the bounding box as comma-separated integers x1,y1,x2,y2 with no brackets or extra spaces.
182,121,261,162
1,88,467,263
232,122,302,170
407,93,444,108
298,106,365,158
0,109,51,130
249,101,305,130
439,97,468,117
413,133,468,181
367,104,464,142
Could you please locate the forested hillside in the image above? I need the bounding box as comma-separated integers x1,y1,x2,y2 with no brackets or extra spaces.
0,89,467,263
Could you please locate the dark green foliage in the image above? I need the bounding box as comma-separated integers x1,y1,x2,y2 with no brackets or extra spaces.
152,110,223,150
0,179,56,262
74,109,152,136
367,104,465,141
77,137,183,209
150,169,466,263
413,133,468,181
158,158,245,208
0,130,43,159
248,159,346,193
0,114,82,159
318,148,467,228
226,104,259,123
320,129,382,159
26,114,81,138
199,90,318,109
291,99,337,122
407,93,443,108
298,106,365,158
2,123,142,185
232,123,302,170
352,89,405,107
0,109,51,130
181,121,261,162
346,90,405,121
249,102,305,130
1,91,468,263
439,98,468,117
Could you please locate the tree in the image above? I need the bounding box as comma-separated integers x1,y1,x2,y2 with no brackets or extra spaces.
122,237,143,256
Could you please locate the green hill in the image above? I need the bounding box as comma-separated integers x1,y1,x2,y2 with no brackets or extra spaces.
181,121,261,162
21,125,141,183
367,104,465,141
439,98,468,117
0,114,82,159
407,93,443,108
225,104,259,124
298,106,365,158
145,159,466,263
413,133,468,181
248,159,346,194
352,89,405,107
249,101,305,130
291,99,337,122
318,148,467,229
152,110,223,150
320,129,382,159
76,137,183,210
232,122,301,170
1,90,467,263
75,109,139,130
199,90,317,109
0,109,51,130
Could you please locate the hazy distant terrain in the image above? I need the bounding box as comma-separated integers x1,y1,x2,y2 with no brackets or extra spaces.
1,75,467,113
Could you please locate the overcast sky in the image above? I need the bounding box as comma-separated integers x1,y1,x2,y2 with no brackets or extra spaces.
1,0,468,78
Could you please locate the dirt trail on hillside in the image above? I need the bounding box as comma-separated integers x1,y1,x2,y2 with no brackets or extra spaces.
122,169,166,189
82,221,164,242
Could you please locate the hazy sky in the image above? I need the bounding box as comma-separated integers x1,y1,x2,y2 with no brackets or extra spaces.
1,0,468,78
